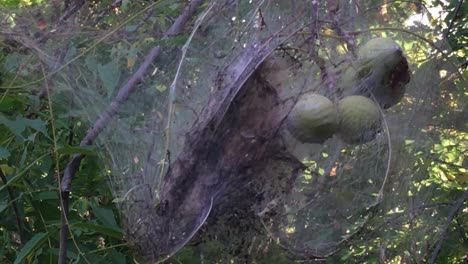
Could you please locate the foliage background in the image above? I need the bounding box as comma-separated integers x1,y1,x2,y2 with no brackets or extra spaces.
0,0,466,263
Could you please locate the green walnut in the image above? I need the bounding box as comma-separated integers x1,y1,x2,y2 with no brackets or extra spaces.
337,95,381,144
358,37,401,61
338,37,410,109
287,93,339,144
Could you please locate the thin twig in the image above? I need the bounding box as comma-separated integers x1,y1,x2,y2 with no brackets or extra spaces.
39,62,89,264
60,0,86,22
443,0,463,39
307,1,319,55
37,42,71,99
58,192,70,264
92,0,123,25
0,168,28,264
157,0,215,195
429,190,468,264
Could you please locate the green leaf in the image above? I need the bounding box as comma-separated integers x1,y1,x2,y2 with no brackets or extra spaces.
441,138,454,147
121,0,129,10
72,222,123,239
0,115,47,139
0,201,7,213
14,232,49,264
155,84,167,92
169,3,180,10
0,114,26,138
158,33,190,47
4,53,28,71
72,197,90,216
47,248,78,259
34,191,58,201
57,145,96,156
91,204,118,229
64,45,78,62
0,94,26,113
0,147,10,159
98,61,121,96
125,25,138,32
106,249,127,264
85,55,99,73
0,153,48,193
25,118,47,135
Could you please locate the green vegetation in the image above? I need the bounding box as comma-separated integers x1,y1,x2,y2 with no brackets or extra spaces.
0,0,466,263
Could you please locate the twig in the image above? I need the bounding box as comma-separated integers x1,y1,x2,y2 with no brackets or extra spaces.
38,62,86,264
443,0,463,39
58,192,70,264
60,0,86,22
157,0,215,195
0,168,28,264
429,190,468,264
37,42,71,99
307,1,319,55
92,0,123,25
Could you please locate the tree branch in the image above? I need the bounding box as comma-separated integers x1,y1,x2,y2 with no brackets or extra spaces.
429,190,468,264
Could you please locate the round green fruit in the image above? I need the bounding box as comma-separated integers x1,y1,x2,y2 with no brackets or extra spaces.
342,37,410,109
358,37,401,61
337,95,381,144
287,93,339,144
